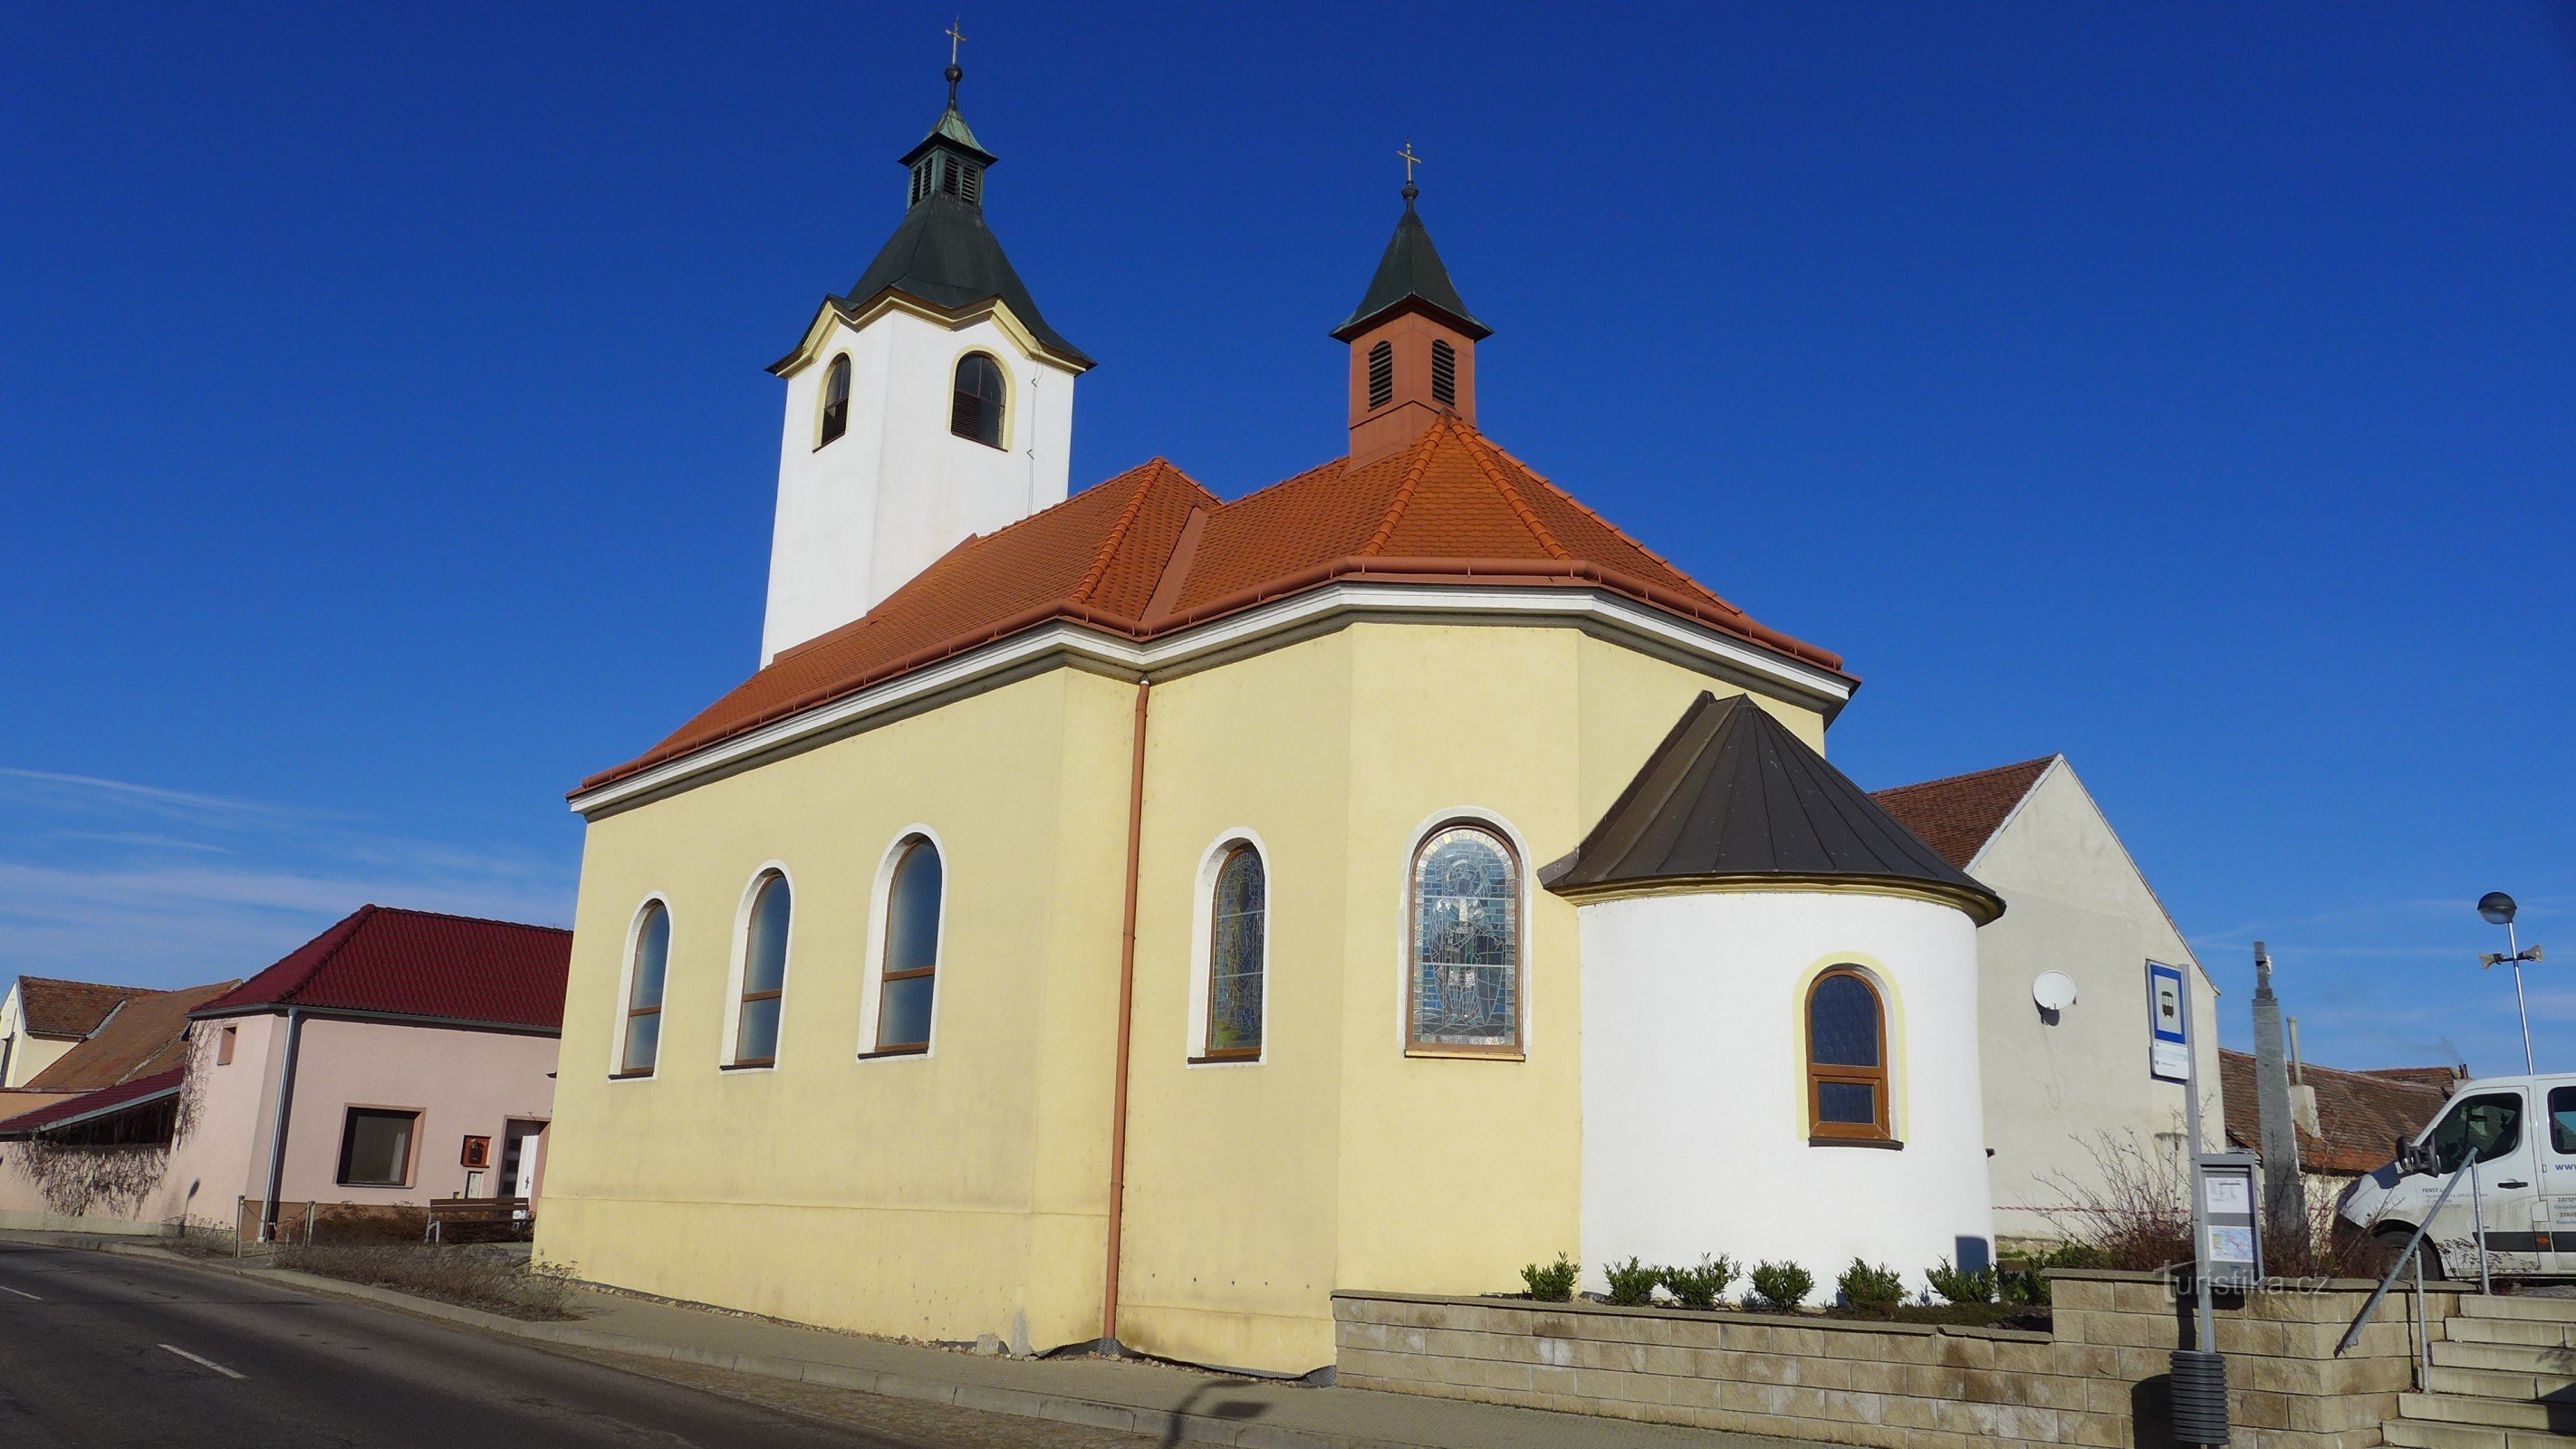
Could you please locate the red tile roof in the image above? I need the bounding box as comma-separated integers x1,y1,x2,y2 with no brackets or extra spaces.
2220,1050,2461,1176
0,1067,183,1138
24,980,239,1091
191,906,573,1032
1870,756,2057,870
12,976,165,1039
583,417,1848,792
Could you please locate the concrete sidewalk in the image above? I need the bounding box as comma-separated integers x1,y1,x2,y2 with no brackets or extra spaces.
3,1231,1796,1449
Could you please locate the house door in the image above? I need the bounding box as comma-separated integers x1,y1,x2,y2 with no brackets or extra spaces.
499,1119,545,1205
2544,1084,2576,1272
2423,1088,2541,1276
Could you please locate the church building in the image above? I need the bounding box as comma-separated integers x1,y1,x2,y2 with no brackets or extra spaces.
539,62,2132,1377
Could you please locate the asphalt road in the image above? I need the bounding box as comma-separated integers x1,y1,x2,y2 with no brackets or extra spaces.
0,1240,955,1448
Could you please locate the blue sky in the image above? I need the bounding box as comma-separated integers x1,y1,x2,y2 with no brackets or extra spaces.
3,4,2569,1075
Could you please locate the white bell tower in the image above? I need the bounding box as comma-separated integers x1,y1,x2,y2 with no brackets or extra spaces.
758,59,1092,665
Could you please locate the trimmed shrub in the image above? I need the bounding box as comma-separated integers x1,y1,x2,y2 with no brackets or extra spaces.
1837,1258,1906,1318
1601,1256,1661,1307
1926,1257,1997,1306
1521,1252,1578,1302
1661,1254,1738,1310
2002,1242,2102,1305
1746,1260,1813,1312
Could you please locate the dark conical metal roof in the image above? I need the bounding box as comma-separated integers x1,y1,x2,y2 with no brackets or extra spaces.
1331,196,1490,341
839,196,1091,367
1542,692,2004,923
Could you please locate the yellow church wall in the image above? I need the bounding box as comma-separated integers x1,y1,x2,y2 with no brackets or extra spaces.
538,667,1136,1353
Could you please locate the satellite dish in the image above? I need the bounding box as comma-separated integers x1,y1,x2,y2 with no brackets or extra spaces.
2033,972,2079,1013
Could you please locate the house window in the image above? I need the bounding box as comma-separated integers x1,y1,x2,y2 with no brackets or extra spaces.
1408,824,1521,1054
1807,969,1891,1142
216,1024,236,1066
620,900,668,1076
1202,846,1265,1060
818,354,851,446
1367,340,1394,409
950,353,1005,448
1430,340,1456,407
875,838,943,1052
336,1108,418,1188
734,873,791,1066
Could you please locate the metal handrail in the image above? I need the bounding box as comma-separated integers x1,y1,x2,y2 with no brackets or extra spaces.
2336,1156,2475,1358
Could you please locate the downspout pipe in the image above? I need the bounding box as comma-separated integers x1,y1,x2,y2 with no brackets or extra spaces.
258,1007,305,1242
1101,679,1150,1350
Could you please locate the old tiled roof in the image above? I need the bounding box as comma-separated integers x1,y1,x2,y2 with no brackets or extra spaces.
2220,1050,2460,1176
24,980,239,1091
1870,757,2057,871
0,1067,183,1139
13,976,164,1040
1543,691,2004,923
191,906,572,1032
586,418,1847,792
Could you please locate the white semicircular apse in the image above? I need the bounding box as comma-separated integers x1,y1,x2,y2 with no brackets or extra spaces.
2033,971,2079,1012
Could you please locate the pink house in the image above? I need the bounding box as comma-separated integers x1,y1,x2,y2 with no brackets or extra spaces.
0,906,571,1237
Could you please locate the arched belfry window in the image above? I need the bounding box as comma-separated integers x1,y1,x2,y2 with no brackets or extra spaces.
951,353,1005,448
618,900,668,1077
1807,969,1891,1142
1366,341,1395,409
1430,340,1456,408
818,354,851,446
1407,824,1521,1054
1202,846,1265,1060
875,838,944,1053
733,872,791,1067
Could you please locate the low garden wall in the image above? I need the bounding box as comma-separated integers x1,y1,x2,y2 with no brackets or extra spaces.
1334,1270,2456,1449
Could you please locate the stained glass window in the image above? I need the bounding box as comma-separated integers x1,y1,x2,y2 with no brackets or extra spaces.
1806,969,1889,1139
735,873,790,1065
1204,846,1265,1059
876,839,943,1052
621,900,668,1075
1408,825,1519,1051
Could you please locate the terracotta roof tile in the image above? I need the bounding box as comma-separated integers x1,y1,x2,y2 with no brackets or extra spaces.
585,420,1844,793
2220,1049,2460,1176
13,976,164,1039
1870,757,2058,870
192,906,572,1032
24,981,238,1091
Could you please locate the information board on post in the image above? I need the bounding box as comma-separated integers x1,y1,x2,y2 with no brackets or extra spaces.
2147,960,2189,1082
2196,1151,2263,1290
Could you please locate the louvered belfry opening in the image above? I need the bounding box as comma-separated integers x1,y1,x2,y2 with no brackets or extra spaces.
1367,341,1395,409
1430,340,1456,407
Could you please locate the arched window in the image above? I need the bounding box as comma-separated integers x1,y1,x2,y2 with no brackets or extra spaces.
818,354,851,446
950,353,1005,448
1202,846,1266,1060
1807,969,1890,1141
1366,340,1395,409
1430,340,1456,407
1407,824,1521,1054
734,872,791,1066
875,839,943,1052
619,900,668,1077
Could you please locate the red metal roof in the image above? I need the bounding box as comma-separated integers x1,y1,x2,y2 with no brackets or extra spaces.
582,417,1849,793
0,1066,183,1138
191,906,573,1032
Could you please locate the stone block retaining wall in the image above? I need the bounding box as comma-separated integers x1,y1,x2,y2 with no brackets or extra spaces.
1334,1271,2457,1449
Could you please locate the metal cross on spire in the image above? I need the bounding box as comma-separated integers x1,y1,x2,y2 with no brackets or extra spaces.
947,16,966,64
1398,139,1422,204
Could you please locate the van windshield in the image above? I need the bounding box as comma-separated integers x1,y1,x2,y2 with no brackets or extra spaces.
2427,1091,2523,1173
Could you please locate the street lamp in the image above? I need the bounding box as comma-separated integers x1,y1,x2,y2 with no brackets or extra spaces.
2476,892,2544,1076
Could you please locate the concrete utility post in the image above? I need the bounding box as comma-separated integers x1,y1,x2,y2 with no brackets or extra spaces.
2251,943,2306,1253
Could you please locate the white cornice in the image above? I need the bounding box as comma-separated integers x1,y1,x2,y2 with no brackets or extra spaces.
774,292,1090,378
570,583,1856,820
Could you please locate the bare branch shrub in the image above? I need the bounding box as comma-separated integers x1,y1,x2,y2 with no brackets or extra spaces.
2037,1132,2192,1271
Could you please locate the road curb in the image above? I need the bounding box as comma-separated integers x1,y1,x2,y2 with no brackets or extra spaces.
48,1239,1415,1449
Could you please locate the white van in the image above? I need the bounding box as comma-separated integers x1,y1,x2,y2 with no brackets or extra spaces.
2336,1071,2576,1280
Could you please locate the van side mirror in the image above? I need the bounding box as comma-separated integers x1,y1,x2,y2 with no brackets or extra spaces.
2398,1137,2437,1176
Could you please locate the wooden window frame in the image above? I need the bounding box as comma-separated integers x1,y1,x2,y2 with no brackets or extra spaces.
1196,844,1265,1063
334,1106,420,1189
1404,822,1525,1060
614,899,668,1080
871,840,939,1056
731,874,789,1070
1806,967,1891,1144
949,352,1007,450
